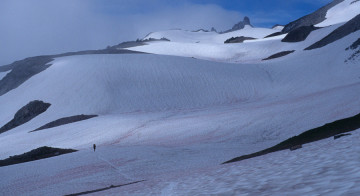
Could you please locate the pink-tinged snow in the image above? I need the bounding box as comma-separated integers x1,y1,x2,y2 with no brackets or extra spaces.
112,129,360,195
142,26,279,44
1,129,359,195
0,31,359,158
316,0,360,27
0,70,10,80
129,24,343,63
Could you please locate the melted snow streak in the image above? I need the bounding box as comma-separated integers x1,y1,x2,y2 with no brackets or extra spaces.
224,112,360,164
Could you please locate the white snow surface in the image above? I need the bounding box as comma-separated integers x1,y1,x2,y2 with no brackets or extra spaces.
0,31,359,195
0,70,10,80
143,26,279,44
130,24,345,63
316,0,360,27
0,6,360,195
105,129,360,195
272,25,284,31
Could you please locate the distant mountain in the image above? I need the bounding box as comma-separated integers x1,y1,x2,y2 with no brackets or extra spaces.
222,16,253,33
231,16,252,30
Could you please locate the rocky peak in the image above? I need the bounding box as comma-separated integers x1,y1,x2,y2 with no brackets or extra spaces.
231,16,252,31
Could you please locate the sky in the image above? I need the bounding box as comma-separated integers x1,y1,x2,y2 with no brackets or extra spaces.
0,0,332,66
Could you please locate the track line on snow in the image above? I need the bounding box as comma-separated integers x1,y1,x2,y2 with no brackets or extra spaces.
110,112,179,144
94,152,133,181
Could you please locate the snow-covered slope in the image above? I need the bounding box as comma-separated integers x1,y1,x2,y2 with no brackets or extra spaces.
0,0,360,195
0,30,359,162
109,129,360,195
272,25,284,31
316,0,360,27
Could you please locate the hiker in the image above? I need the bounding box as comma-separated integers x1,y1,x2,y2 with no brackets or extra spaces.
93,144,96,152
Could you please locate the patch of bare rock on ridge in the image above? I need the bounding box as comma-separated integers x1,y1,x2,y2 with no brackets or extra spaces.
345,37,360,62
262,50,295,60
282,0,344,33
0,146,77,167
224,36,256,43
305,14,360,50
30,114,98,132
282,26,320,42
224,112,360,164
0,100,51,134
0,56,53,96
0,48,143,97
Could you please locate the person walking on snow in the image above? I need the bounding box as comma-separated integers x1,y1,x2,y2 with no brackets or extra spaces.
93,144,96,152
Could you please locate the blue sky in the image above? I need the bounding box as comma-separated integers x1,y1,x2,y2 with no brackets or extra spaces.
0,0,332,65
190,0,332,26
92,0,332,27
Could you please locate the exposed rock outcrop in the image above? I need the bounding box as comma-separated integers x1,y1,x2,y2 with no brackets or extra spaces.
305,14,360,50
0,48,143,97
0,56,53,96
222,16,253,33
262,50,295,60
223,112,360,164
345,38,360,62
231,16,252,31
224,36,256,43
282,26,319,43
264,32,284,38
0,100,51,134
282,0,344,33
30,114,98,132
346,37,360,50
0,146,77,167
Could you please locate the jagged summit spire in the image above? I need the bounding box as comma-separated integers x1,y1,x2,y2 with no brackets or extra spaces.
231,16,252,31
220,16,252,33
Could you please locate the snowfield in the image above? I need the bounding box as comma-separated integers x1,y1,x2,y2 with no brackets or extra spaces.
0,30,359,157
0,30,359,195
143,25,279,44
0,1,360,195
129,24,343,63
113,129,360,195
